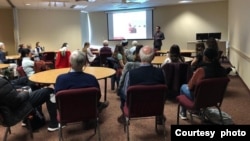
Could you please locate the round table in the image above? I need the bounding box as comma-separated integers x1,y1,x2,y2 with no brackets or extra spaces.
6,55,20,60
29,66,116,101
0,64,9,69
152,56,193,66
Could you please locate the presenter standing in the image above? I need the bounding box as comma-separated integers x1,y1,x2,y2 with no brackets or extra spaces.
153,26,165,51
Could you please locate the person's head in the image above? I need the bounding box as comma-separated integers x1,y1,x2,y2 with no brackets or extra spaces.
82,42,90,53
139,45,155,63
206,37,218,51
156,26,161,31
196,42,205,55
21,48,31,58
203,47,218,62
83,42,90,48
61,42,68,48
27,44,32,50
132,40,138,46
36,42,40,47
121,39,128,47
0,42,5,51
113,44,124,55
19,43,25,48
169,44,181,56
169,44,182,62
103,40,109,46
70,50,87,71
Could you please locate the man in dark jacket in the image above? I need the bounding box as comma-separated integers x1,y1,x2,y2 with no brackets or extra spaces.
118,45,166,124
0,77,58,131
153,26,165,50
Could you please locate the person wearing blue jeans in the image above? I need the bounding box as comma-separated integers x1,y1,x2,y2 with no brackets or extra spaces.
179,47,227,120
179,84,193,119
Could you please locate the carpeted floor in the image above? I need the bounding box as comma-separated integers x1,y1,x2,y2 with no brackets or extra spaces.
1,61,250,141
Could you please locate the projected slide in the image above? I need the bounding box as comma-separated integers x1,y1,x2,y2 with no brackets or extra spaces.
107,9,153,40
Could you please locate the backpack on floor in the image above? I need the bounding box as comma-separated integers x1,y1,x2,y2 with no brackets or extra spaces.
204,108,234,125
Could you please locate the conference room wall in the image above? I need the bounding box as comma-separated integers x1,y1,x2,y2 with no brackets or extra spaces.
228,0,250,90
0,9,15,55
17,9,82,52
87,1,228,50
1,1,228,54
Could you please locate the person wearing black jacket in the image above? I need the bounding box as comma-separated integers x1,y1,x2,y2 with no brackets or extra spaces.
0,77,58,131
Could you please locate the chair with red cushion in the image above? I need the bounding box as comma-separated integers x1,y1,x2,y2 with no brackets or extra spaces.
99,52,112,67
55,87,101,141
41,51,56,69
16,66,27,77
55,51,71,69
176,77,230,125
123,84,167,141
162,62,191,99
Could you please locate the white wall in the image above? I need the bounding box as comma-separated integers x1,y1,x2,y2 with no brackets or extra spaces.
228,0,250,89
16,1,228,52
18,9,82,52
88,1,228,50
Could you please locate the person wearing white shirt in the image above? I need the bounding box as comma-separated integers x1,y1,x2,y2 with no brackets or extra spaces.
82,42,96,63
33,42,43,61
21,48,35,77
126,40,138,62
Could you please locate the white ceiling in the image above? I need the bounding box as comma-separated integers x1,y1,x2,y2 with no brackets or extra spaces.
0,0,225,12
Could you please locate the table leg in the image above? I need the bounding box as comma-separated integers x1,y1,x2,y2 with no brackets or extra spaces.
104,78,107,101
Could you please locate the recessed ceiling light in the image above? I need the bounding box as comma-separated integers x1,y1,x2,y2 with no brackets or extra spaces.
71,5,87,9
179,0,192,4
25,3,31,6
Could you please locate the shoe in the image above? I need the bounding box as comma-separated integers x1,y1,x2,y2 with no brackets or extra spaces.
50,93,56,103
188,110,200,118
156,116,166,125
117,114,125,124
98,101,109,112
47,124,66,132
179,112,188,120
21,122,26,127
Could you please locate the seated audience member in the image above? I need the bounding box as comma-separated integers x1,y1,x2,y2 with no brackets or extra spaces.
126,40,138,61
58,42,70,56
110,44,126,90
99,40,113,66
118,45,166,124
12,48,39,91
161,44,185,67
206,37,219,52
179,47,227,120
117,44,143,96
32,42,43,61
54,42,71,69
82,42,99,66
190,42,206,71
0,43,7,64
54,50,109,111
0,42,5,50
121,39,128,55
0,43,18,78
17,43,26,54
21,48,35,77
0,77,58,132
100,40,112,54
